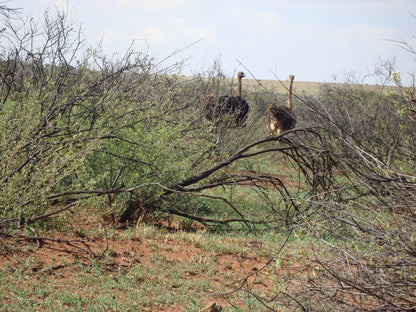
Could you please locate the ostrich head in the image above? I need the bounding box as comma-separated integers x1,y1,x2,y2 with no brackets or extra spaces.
237,72,245,80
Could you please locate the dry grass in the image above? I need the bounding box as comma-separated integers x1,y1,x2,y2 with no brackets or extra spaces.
182,74,399,96
0,214,320,311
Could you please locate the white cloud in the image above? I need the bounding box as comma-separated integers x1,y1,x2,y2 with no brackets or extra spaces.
139,26,175,45
332,23,395,53
243,12,281,34
132,21,215,49
173,19,216,43
110,0,198,11
260,0,415,12
223,5,284,35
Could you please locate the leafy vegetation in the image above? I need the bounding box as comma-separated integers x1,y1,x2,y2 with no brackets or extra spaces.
1,5,416,311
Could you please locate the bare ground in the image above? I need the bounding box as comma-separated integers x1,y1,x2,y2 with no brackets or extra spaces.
1,216,302,311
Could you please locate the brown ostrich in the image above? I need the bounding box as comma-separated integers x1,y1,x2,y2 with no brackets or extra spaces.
267,74,296,135
204,71,249,127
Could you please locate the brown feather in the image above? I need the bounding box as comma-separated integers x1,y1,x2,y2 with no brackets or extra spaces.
267,75,296,135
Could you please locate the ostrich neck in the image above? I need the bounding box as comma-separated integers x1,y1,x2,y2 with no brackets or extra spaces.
288,76,294,110
238,77,242,97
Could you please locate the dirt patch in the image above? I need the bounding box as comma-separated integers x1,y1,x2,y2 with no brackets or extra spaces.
0,221,280,311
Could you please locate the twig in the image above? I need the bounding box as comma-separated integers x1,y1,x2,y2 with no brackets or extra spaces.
25,201,79,225
0,231,98,258
0,231,90,243
166,129,317,194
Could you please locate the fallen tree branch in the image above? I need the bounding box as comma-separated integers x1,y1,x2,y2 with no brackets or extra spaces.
25,201,79,226
166,129,318,194
0,231,90,243
0,231,99,258
117,129,322,223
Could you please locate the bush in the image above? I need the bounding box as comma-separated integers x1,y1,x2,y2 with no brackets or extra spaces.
245,65,416,310
0,8,213,227
0,7,269,228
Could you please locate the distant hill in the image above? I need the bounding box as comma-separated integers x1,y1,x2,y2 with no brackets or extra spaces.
179,75,399,96
244,78,399,96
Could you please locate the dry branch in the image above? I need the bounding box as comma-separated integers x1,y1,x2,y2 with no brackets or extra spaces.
167,129,318,194
118,128,328,225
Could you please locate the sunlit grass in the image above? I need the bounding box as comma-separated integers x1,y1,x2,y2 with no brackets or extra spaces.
0,220,316,311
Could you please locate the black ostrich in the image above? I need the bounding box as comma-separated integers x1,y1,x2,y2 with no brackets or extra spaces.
204,71,249,127
267,74,296,135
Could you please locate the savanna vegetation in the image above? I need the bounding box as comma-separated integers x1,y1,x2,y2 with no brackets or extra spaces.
1,5,415,311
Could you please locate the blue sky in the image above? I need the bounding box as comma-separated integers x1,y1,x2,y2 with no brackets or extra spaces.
9,0,416,85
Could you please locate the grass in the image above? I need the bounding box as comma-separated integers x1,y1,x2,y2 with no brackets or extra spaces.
1,131,403,310
0,214,321,311
2,187,411,311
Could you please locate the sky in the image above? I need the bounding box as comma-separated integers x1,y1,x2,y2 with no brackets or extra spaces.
7,0,416,85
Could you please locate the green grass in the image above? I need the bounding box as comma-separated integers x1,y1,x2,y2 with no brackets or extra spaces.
0,220,318,311
2,199,413,311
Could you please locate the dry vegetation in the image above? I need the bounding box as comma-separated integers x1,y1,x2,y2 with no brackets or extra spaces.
1,5,416,312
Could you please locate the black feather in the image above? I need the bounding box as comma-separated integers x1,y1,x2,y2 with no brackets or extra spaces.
215,95,249,126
